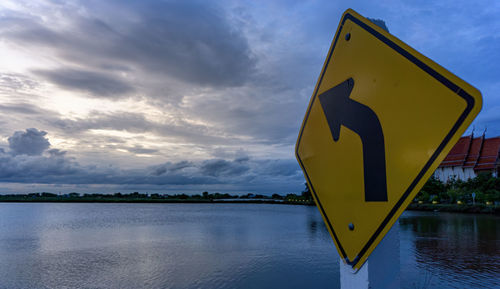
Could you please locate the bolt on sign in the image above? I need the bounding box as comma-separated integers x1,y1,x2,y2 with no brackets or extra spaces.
295,9,482,270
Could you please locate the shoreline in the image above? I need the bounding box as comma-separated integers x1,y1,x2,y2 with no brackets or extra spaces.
0,198,315,206
1,198,498,214
407,203,500,215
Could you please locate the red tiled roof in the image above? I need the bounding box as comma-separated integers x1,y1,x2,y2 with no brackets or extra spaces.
439,135,472,167
475,137,500,171
439,135,500,171
463,137,483,168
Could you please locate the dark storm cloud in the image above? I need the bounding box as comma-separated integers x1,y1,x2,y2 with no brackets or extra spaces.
8,128,50,156
0,145,300,189
257,159,301,177
34,68,134,98
0,147,208,185
1,1,256,88
47,149,67,157
0,128,302,191
0,129,79,180
114,0,256,86
0,153,77,181
152,161,194,176
200,158,250,177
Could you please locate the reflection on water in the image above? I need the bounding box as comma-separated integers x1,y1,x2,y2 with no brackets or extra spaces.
399,211,500,289
0,203,338,289
0,203,498,289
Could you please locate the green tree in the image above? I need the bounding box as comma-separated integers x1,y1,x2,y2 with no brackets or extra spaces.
271,193,283,200
301,183,312,201
422,177,445,194
417,191,430,203
416,177,445,202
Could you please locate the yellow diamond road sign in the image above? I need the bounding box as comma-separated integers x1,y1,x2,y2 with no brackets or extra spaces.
295,9,482,270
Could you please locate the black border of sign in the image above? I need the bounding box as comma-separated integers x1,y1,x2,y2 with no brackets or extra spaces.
295,12,475,268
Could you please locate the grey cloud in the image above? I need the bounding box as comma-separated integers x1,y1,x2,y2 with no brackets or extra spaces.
34,68,134,98
187,92,303,144
117,1,256,86
2,1,256,88
8,128,50,156
153,166,165,176
0,2,304,149
256,159,301,177
0,16,62,45
0,73,39,91
0,128,78,179
0,153,78,180
0,75,57,118
200,158,250,177
169,160,194,172
0,145,206,185
48,111,240,145
0,103,45,115
152,160,194,176
126,145,158,154
47,149,67,157
235,156,250,163
0,129,303,192
0,102,64,144
50,112,151,132
0,146,301,190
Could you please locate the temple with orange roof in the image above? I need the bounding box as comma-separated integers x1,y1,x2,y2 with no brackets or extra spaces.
434,134,500,182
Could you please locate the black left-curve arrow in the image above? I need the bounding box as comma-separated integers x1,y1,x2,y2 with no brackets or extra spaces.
318,78,388,202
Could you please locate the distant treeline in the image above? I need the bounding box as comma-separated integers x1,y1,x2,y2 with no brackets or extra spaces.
2,173,498,211
0,190,314,205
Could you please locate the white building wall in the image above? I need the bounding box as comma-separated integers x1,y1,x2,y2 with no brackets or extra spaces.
434,167,447,182
463,168,476,180
434,169,442,181
442,167,456,181
434,168,447,182
434,166,475,182
453,167,465,180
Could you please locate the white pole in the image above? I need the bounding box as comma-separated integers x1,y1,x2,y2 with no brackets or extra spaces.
340,222,400,289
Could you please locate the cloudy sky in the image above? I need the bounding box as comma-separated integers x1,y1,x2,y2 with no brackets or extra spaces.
0,0,498,194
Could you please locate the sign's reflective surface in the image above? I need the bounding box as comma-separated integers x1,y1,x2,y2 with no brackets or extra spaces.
295,9,482,269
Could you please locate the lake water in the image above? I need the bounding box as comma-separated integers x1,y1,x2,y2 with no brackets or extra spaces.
0,203,498,289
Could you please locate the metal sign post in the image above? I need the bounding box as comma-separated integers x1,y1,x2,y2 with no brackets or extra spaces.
340,223,400,289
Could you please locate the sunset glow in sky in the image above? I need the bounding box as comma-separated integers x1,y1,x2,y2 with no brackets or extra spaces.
0,0,498,194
